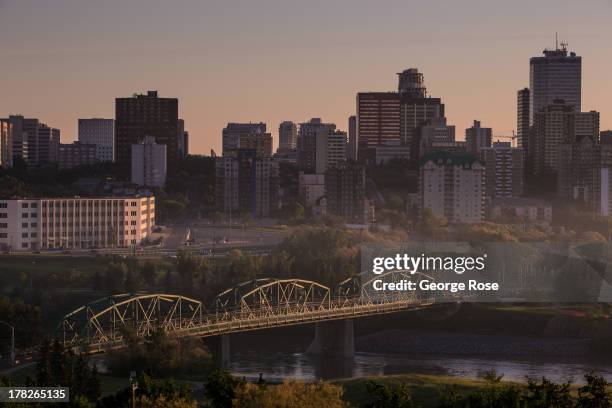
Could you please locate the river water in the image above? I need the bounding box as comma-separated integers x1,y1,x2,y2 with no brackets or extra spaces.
227,333,612,385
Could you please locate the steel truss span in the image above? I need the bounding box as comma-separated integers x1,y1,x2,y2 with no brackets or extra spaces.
58,272,447,353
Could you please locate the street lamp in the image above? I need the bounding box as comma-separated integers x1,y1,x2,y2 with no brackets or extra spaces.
129,371,138,408
0,321,15,366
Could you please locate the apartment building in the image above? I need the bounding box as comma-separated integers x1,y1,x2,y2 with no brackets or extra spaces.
0,195,155,251
419,152,485,224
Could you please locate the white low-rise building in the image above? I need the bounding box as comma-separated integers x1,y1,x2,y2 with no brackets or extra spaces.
0,195,155,251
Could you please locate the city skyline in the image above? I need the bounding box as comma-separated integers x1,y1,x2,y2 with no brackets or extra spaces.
1,0,612,154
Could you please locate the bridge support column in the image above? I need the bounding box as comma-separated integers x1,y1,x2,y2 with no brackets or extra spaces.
205,334,231,368
306,319,354,358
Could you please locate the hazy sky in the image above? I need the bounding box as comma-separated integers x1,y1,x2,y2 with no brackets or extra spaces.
1,0,611,154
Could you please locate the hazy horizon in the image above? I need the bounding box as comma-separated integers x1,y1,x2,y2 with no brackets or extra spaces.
1,0,611,154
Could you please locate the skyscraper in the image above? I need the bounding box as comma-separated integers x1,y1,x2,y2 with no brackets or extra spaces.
517,88,530,150
529,43,581,124
177,119,189,157
131,136,167,188
78,118,115,162
347,116,357,161
278,121,297,153
356,92,400,148
297,118,339,174
465,120,492,154
480,142,524,198
0,120,12,168
531,99,599,175
2,115,58,166
325,162,367,224
398,69,444,147
115,91,178,175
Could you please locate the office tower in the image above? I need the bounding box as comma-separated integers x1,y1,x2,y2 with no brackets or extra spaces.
177,119,189,157
297,118,340,174
37,124,60,164
399,69,445,147
215,150,279,217
601,130,612,145
1,115,57,166
347,116,357,161
57,142,97,170
131,136,167,188
222,122,267,156
278,121,297,153
356,92,400,149
466,120,492,154
115,91,178,175
419,152,485,224
0,120,12,168
517,88,530,150
78,118,115,162
325,162,367,224
531,99,599,175
239,132,272,158
374,142,411,164
0,195,155,251
529,43,581,124
480,142,524,198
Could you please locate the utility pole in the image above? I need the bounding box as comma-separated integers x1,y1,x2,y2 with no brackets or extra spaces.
0,321,15,366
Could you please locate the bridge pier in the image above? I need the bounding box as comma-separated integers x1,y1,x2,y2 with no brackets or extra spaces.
204,334,231,368
306,319,354,358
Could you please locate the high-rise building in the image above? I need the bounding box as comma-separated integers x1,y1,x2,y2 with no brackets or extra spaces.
601,130,612,145
347,115,357,161
558,137,612,205
37,124,60,164
419,152,485,224
215,149,279,217
278,121,297,153
299,173,325,207
413,117,457,159
0,195,155,251
529,44,581,125
131,136,167,188
531,99,599,175
517,88,530,150
57,142,97,170
466,120,492,154
0,120,12,168
297,118,341,174
397,68,427,97
480,142,524,198
399,69,445,147
78,118,115,162
325,162,367,224
115,91,178,175
2,115,59,166
239,132,272,158
222,122,267,156
356,92,400,149
177,119,189,157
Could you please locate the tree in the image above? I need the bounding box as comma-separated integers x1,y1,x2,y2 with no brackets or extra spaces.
365,381,414,408
204,370,245,408
234,380,348,408
576,372,611,408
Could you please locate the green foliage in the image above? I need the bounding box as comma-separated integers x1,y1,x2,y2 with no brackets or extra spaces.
204,369,246,408
98,373,195,408
365,380,415,408
234,380,348,408
105,328,212,377
0,295,42,348
34,338,100,403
